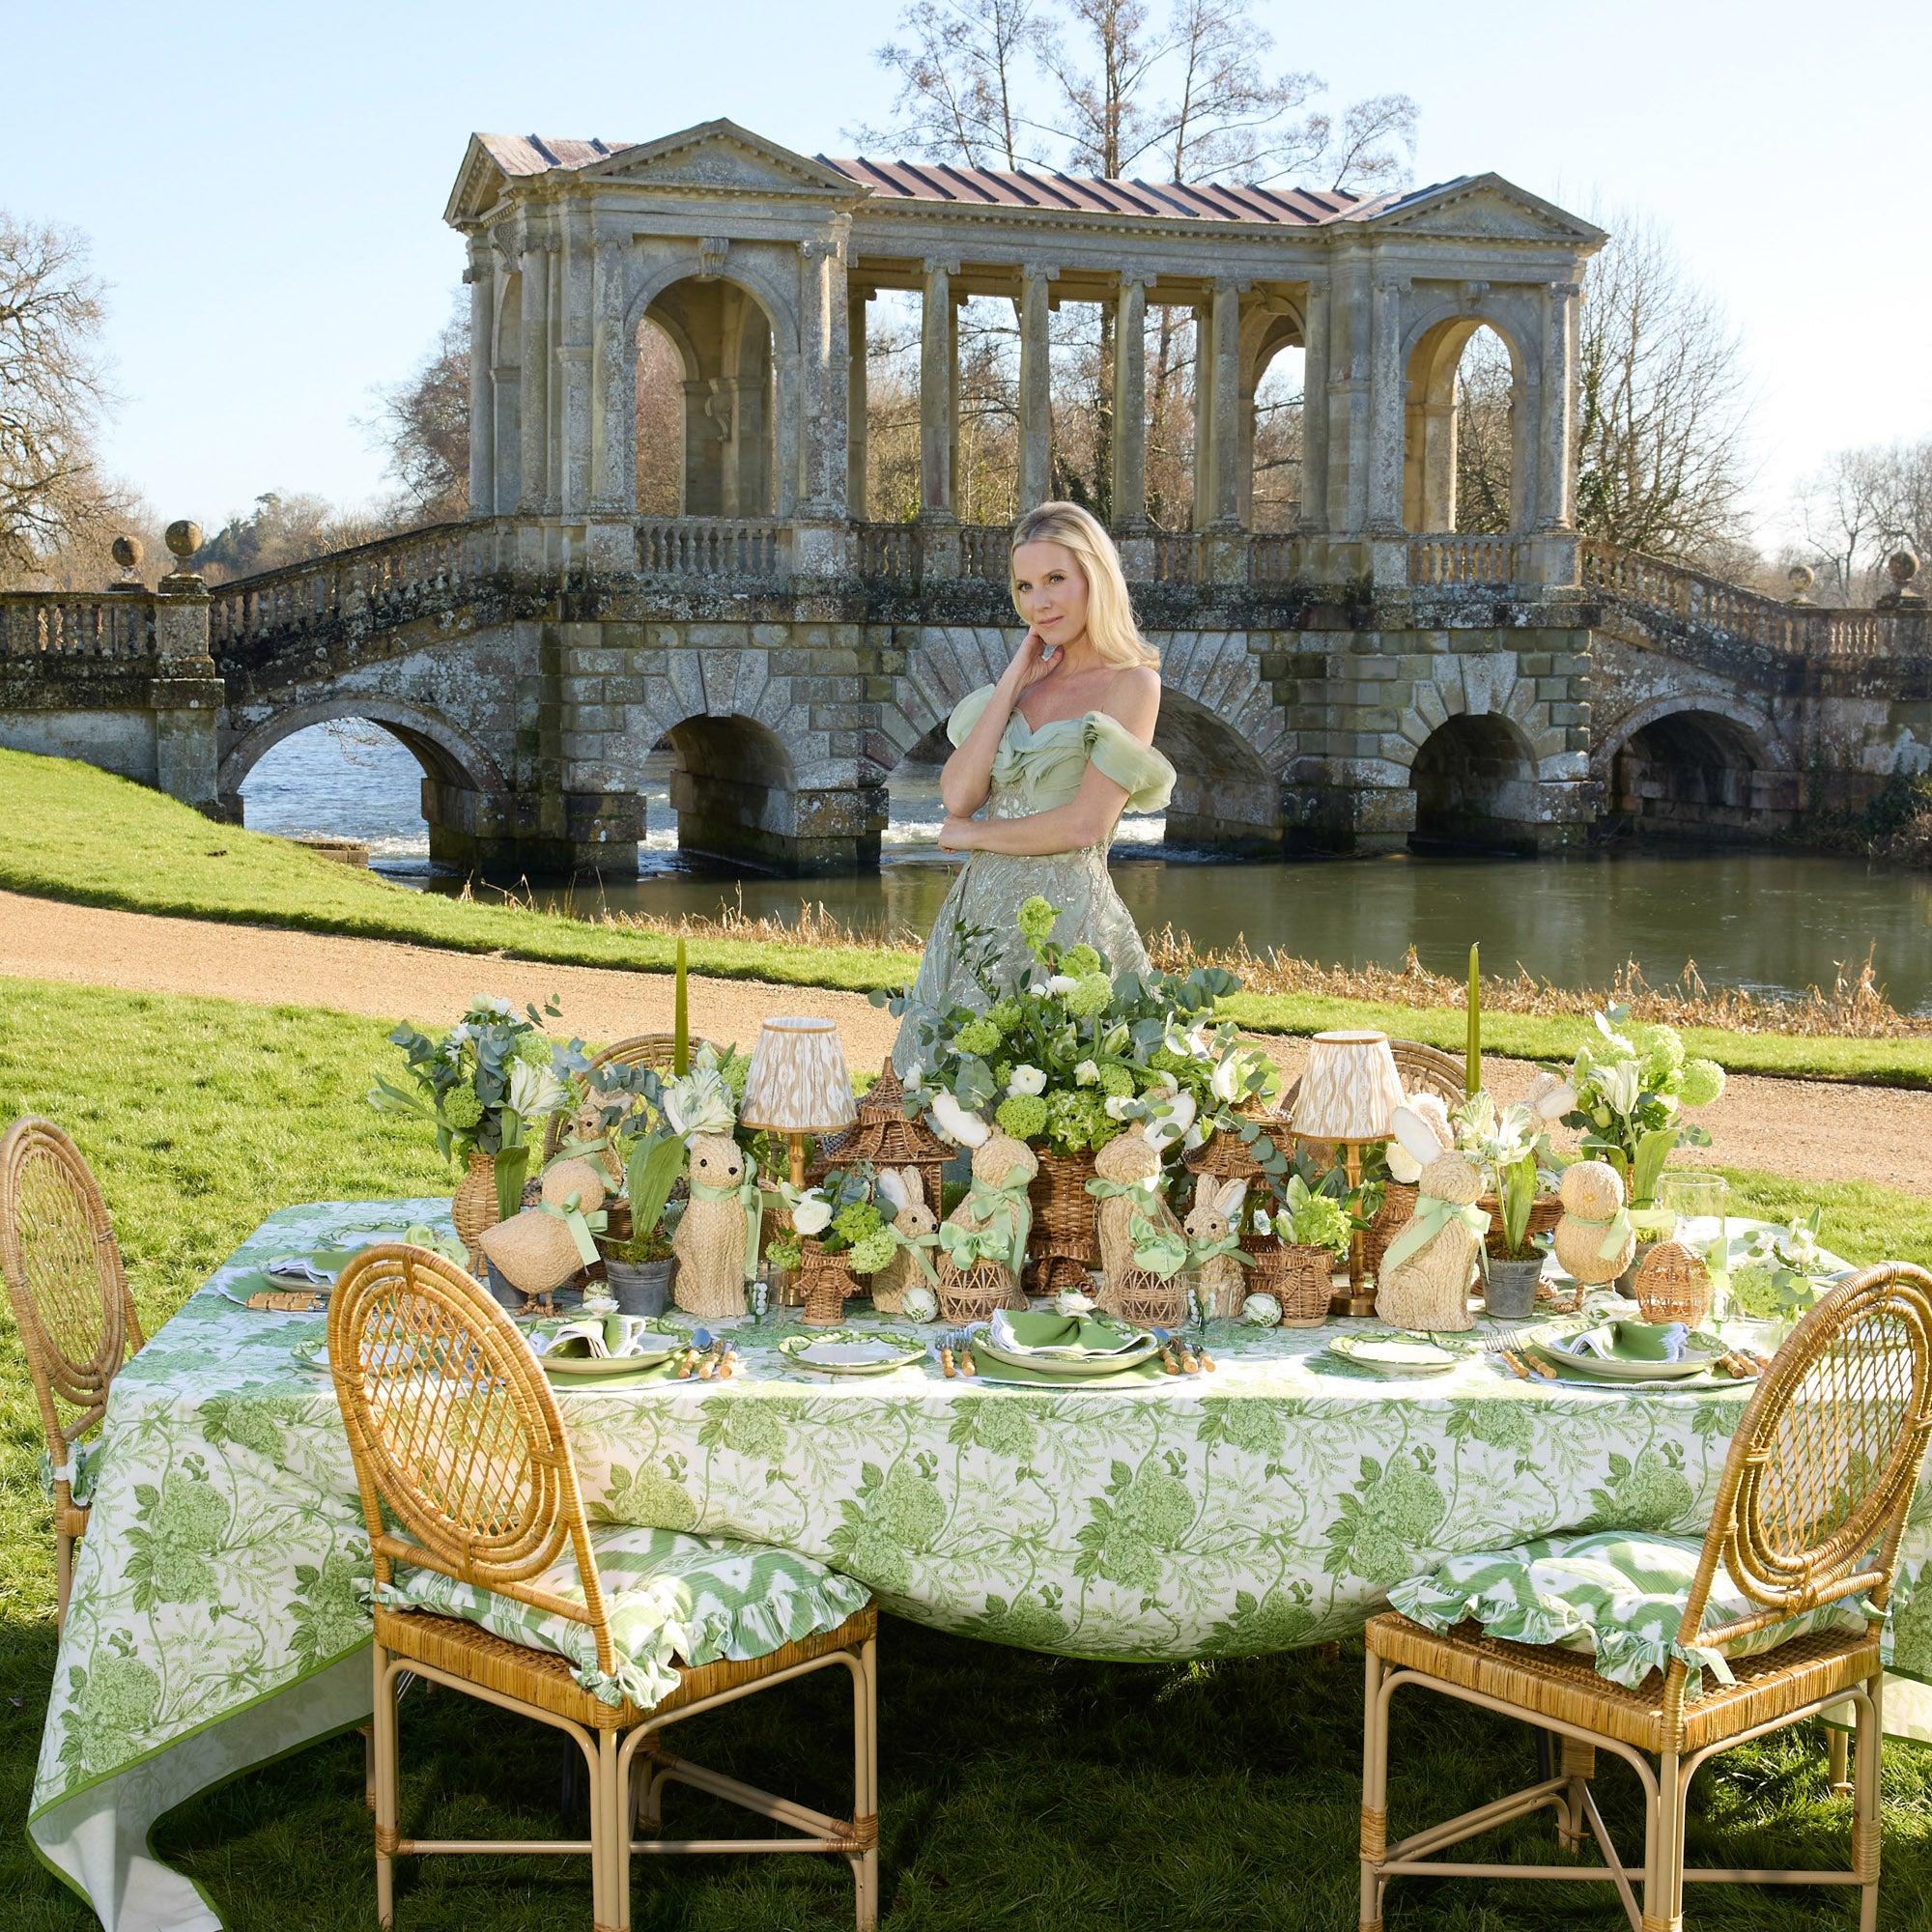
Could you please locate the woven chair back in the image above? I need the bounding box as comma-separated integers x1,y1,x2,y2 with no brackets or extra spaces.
328,1243,614,1675
541,1033,715,1165
0,1117,143,1460
1686,1261,1932,1655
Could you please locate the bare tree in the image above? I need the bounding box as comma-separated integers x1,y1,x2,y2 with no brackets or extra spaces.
852,0,1049,168
1452,327,1515,534
191,492,384,583
1795,437,1932,604
0,213,119,580
362,295,469,525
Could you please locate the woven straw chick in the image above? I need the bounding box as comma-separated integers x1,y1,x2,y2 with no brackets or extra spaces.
1552,1159,1635,1285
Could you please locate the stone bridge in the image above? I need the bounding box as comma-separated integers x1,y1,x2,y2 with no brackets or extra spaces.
2,116,1927,868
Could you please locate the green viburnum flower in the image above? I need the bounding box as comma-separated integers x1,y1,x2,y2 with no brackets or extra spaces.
996,1094,1049,1142
441,1082,484,1130
1634,1024,1685,1088
1043,1090,1103,1154
1099,1065,1136,1098
1062,943,1103,978
1678,1058,1725,1108
1064,974,1114,1019
988,999,1024,1035
512,1031,554,1066
1149,1045,1197,1078
1731,1261,1783,1320
1016,896,1059,952
833,1202,884,1244
848,1228,898,1273
954,1017,1003,1058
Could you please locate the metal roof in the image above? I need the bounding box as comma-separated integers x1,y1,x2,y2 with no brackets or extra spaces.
475,133,627,177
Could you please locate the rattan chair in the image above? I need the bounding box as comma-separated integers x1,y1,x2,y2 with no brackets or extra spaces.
542,1034,716,1171
328,1243,877,1931
1359,1261,1932,1932
0,1117,144,1625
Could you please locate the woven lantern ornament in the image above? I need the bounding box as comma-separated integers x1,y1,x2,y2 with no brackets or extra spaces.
1291,1031,1406,1314
739,1017,858,1189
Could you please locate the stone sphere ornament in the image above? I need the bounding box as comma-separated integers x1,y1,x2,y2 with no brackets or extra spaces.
111,535,143,572
163,520,203,563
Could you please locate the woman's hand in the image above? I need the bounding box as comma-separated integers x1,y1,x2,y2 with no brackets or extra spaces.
936,815,981,851
999,628,1058,699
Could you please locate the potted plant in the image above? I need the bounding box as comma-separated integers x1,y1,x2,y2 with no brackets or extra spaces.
1483,1148,1547,1318
1262,1173,1353,1328
767,1170,899,1326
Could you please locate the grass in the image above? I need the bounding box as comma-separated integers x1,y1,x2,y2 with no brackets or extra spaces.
5,745,1932,1086
2,978,1931,1927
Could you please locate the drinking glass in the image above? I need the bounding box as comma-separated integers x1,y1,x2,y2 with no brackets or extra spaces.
1659,1173,1729,1320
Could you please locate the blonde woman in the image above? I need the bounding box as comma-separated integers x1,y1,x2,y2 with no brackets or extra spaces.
893,501,1176,1073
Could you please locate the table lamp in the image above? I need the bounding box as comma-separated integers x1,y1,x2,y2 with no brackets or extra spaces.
739,1017,858,1190
1291,1030,1406,1316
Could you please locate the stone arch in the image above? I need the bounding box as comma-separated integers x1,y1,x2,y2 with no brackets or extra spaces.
656,711,799,868
218,696,507,801
1401,305,1534,533
1596,696,1792,837
1407,711,1543,853
1239,301,1306,530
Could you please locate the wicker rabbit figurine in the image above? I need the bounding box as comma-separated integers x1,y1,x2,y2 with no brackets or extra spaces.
1184,1177,1252,1320
936,1131,1037,1315
1374,1105,1487,1332
869,1165,939,1315
671,1133,758,1319
1087,1132,1181,1315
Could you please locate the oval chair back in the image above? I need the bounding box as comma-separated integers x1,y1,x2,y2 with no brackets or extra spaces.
542,1034,715,1175
1671,1261,1932,1719
327,1243,617,1685
0,1118,143,1619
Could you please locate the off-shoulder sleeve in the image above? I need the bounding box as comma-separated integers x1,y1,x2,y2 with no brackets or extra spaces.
945,683,1001,748
1082,711,1177,812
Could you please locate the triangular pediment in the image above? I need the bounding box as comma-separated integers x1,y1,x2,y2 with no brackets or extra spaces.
580,119,865,199
1367,174,1605,248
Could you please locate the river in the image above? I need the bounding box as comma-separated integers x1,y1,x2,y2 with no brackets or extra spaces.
240,724,1932,1014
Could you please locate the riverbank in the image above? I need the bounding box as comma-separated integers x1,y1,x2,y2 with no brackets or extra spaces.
5,746,1931,1084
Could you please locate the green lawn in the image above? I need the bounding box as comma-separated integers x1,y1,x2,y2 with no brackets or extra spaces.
2,979,1930,1928
5,745,1932,1086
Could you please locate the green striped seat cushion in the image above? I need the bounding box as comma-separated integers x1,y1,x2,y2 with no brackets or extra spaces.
378,1525,871,1712
1387,1531,1874,1698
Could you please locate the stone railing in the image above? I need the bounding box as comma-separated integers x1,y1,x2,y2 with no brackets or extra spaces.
1408,532,1531,586
1578,541,1910,659
0,591,156,657
207,523,479,651
1246,534,1299,584
854,521,917,579
1151,531,1205,583
959,525,1013,582
636,518,784,578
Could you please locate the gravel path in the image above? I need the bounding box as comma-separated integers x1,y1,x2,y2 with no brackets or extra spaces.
2,889,1926,1194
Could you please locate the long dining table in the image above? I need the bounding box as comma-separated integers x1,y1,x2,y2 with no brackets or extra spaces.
30,1199,1932,1931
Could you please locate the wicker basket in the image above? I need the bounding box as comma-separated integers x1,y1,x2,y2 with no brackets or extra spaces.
1187,1121,1296,1187
1363,1181,1418,1284
451,1151,503,1268
797,1241,858,1328
1253,1243,1335,1327
1026,1150,1100,1295
1477,1192,1561,1256
1633,1238,1714,1326
1110,1266,1192,1329
937,1256,1024,1322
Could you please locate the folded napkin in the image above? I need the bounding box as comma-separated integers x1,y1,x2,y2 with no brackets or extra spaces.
986,1309,1148,1359
266,1256,337,1286
1552,1321,1691,1362
528,1315,668,1361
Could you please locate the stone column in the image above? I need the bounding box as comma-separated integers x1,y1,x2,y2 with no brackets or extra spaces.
1537,280,1580,529
919,258,957,518
847,288,869,517
1296,277,1330,535
151,565,221,810
1018,264,1055,511
556,207,595,520
948,294,963,513
465,243,495,517
1365,274,1408,535
1208,277,1243,525
799,233,849,520
1110,273,1149,527
1191,304,1214,528
518,235,551,516
493,359,521,511
586,238,635,567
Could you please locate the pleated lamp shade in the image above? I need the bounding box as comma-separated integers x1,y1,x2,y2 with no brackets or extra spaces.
739,1018,859,1135
1292,1031,1406,1142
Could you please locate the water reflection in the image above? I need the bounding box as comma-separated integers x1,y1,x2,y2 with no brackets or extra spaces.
238,723,1932,1012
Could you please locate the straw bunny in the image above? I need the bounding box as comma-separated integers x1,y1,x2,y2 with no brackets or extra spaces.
1184,1176,1252,1320
937,1131,1037,1309
869,1165,939,1315
1374,1104,1487,1332
671,1133,760,1318
1087,1132,1181,1314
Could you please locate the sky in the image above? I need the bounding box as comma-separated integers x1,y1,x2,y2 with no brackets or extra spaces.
4,0,1926,550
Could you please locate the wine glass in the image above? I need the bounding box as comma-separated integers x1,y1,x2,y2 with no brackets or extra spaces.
1658,1173,1729,1321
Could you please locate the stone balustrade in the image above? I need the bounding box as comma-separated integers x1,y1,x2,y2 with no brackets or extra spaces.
636,517,785,578
0,592,156,657
1409,533,1531,587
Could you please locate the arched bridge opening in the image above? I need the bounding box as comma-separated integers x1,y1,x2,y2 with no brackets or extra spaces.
1151,690,1280,853
1409,714,1542,855
1606,708,1795,838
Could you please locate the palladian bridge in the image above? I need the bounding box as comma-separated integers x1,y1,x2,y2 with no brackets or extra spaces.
2,118,1927,871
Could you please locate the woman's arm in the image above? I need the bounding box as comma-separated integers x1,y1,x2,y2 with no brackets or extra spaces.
939,630,1055,817
938,666,1160,855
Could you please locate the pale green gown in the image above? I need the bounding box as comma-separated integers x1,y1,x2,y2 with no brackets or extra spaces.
892,684,1178,1075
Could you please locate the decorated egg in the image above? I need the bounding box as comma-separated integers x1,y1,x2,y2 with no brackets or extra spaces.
1241,1292,1282,1327
900,1283,940,1323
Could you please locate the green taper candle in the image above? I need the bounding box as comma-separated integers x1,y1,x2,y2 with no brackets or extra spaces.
673,936,689,1075
1466,942,1481,1096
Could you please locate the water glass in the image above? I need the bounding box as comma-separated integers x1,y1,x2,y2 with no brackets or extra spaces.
1659,1173,1729,1319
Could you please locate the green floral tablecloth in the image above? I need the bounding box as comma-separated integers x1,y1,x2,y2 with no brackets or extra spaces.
31,1202,1932,1932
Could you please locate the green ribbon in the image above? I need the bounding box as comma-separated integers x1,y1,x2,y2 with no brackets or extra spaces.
690,1154,763,1283
1085,1174,1163,1204
883,1222,941,1286
1380,1196,1492,1277
538,1190,610,1269
958,1173,1033,1275
1565,1206,1634,1261
1129,1210,1191,1281
550,1134,611,1165
1187,1232,1257,1273
938,1220,1018,1270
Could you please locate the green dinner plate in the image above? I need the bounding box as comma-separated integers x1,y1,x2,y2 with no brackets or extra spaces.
541,1355,683,1387
974,1334,1162,1377
778,1330,929,1375
1527,1332,1728,1383
964,1345,1166,1389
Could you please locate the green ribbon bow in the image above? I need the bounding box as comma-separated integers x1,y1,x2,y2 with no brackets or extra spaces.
883,1222,941,1286
1187,1232,1257,1273
690,1153,763,1283
1379,1196,1492,1277
958,1173,1034,1275
538,1190,610,1269
1565,1206,1634,1261
938,1220,1018,1271
1085,1173,1163,1204
1128,1209,1191,1281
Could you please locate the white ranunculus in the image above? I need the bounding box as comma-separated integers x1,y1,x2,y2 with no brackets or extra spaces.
930,1091,991,1148
467,994,515,1018
1386,1142,1425,1184
1008,1064,1047,1096
506,1059,569,1122
1047,974,1081,995
791,1189,834,1236
902,1063,925,1092
1074,1060,1100,1087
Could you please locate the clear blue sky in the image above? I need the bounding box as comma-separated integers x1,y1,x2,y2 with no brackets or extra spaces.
4,0,1924,544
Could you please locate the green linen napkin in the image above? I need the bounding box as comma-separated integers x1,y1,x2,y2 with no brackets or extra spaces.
965,1345,1165,1388
987,1309,1149,1358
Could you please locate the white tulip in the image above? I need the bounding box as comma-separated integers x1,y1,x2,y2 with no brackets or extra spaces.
930,1091,991,1148
1074,1059,1100,1087
1387,1143,1425,1184
1008,1064,1047,1096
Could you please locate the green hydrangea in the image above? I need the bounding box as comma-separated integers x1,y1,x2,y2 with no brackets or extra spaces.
1678,1057,1725,1108
1043,1089,1112,1155
1149,1045,1196,1078
833,1202,884,1244
1099,1065,1136,1098
1730,1260,1784,1319
1634,1024,1685,1088
954,1017,1002,1058
996,1094,1049,1142
848,1228,898,1273
441,1081,484,1130
1287,1191,1353,1259
988,999,1024,1035
512,1030,554,1066
1062,943,1103,978
1016,895,1059,951
1063,973,1114,1019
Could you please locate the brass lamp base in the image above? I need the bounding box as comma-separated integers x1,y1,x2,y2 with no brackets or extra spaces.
1295,1134,1386,1318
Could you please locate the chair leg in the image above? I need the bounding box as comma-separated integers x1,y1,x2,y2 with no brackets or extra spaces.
1855,1675,1882,1932
372,1644,399,1930
361,1724,376,1810
1829,1723,1851,1793
56,1532,72,1632
1647,1749,1683,1932
1359,1649,1387,1932
592,1727,616,1932
853,1637,879,1932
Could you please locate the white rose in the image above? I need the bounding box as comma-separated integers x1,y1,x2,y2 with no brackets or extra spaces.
1047,974,1080,995
1104,1094,1136,1121
790,1189,834,1236
1008,1065,1047,1096
1074,1060,1100,1087
1387,1143,1424,1184
930,1091,991,1148
1210,1057,1244,1104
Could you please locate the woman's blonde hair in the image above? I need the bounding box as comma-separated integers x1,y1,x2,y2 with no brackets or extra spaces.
1009,501,1158,668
